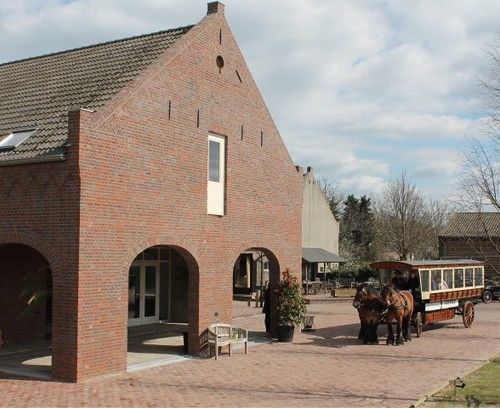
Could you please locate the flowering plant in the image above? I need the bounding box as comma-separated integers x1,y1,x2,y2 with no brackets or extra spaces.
276,269,307,326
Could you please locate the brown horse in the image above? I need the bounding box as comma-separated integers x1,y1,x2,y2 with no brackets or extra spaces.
353,284,385,344
381,286,414,345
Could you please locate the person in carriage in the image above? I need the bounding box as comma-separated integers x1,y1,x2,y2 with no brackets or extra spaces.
406,270,420,295
391,270,406,290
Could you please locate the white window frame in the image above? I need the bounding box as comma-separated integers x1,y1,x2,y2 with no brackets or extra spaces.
207,133,225,215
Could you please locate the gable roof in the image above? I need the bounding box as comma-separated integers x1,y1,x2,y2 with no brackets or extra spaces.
0,25,192,164
440,212,500,238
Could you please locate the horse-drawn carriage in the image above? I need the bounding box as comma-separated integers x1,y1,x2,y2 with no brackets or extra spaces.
354,259,485,345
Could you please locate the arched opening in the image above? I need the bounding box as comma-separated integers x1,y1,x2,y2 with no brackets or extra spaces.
232,250,270,296
0,243,53,377
126,244,197,369
232,247,280,336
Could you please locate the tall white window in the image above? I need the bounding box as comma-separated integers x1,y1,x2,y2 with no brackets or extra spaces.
207,134,225,215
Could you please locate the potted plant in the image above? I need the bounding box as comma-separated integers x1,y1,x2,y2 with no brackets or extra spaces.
276,269,307,342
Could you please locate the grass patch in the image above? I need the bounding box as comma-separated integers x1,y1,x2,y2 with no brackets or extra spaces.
425,356,500,406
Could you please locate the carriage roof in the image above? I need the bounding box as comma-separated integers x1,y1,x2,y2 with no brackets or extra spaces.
370,259,483,270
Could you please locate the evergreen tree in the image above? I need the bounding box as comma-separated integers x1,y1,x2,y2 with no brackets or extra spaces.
339,194,375,266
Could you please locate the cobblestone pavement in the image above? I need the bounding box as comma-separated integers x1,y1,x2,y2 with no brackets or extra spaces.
2,302,499,407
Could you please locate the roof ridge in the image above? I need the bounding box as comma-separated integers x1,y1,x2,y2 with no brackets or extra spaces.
0,24,194,68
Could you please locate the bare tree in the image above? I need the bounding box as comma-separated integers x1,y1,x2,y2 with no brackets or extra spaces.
317,176,346,220
460,41,500,212
375,173,438,260
455,40,500,276
460,139,499,211
419,199,450,259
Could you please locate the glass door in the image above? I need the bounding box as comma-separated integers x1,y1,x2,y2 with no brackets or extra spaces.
128,263,159,326
128,266,141,321
142,263,159,324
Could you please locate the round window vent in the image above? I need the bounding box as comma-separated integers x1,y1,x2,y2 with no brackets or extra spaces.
216,55,224,70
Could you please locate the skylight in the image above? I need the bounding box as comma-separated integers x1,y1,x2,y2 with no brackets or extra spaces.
0,129,37,151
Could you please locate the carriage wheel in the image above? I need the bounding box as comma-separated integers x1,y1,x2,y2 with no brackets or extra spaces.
415,312,423,337
462,301,474,328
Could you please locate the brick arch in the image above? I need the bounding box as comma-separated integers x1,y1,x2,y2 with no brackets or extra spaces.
228,243,283,336
122,233,201,354
0,229,60,277
227,242,281,276
122,233,200,274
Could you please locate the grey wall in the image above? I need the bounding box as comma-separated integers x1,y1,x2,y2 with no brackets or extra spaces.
302,168,339,254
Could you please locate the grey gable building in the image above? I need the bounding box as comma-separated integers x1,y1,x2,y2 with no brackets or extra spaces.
301,167,345,283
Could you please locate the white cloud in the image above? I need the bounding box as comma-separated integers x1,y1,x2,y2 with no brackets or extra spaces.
339,176,386,196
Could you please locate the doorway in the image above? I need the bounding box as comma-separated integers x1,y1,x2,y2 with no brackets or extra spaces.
128,262,161,326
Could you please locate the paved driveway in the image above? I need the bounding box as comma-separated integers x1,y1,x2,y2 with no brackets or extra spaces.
2,301,499,407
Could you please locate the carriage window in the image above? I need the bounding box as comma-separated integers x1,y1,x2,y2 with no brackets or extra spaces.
431,269,444,290
420,269,430,292
474,267,483,287
465,268,474,287
443,269,453,289
454,268,464,288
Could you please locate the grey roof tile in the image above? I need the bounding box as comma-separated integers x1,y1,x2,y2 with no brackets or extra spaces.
0,25,192,162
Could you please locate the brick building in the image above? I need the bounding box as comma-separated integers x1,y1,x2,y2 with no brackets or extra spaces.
0,2,302,382
439,212,500,280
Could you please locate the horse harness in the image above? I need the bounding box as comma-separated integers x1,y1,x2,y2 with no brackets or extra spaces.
382,290,409,315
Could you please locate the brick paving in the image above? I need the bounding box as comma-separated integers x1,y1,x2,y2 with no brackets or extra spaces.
1,301,499,407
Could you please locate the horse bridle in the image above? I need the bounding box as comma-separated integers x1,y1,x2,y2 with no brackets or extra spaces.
353,286,371,309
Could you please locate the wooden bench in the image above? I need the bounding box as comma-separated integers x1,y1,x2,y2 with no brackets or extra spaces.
207,323,248,360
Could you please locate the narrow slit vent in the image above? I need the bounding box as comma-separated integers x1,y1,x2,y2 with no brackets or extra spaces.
236,70,242,83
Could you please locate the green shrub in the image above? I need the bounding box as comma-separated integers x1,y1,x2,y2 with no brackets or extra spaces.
276,269,307,327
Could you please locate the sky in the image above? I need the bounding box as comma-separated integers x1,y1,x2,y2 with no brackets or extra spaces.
1,0,499,200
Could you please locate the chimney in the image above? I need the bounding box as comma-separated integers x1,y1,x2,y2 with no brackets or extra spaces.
207,2,225,15
307,166,313,173
295,165,304,173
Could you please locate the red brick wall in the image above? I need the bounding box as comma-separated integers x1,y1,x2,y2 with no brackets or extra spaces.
0,151,81,380
73,9,302,379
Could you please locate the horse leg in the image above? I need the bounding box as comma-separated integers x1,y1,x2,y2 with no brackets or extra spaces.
363,326,369,345
358,322,365,340
386,323,394,345
404,315,412,342
396,316,404,345
370,323,378,344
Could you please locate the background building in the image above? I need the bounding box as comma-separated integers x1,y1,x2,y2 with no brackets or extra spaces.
301,167,344,284
439,212,500,280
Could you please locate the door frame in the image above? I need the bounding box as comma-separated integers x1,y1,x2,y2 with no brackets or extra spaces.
128,261,160,327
